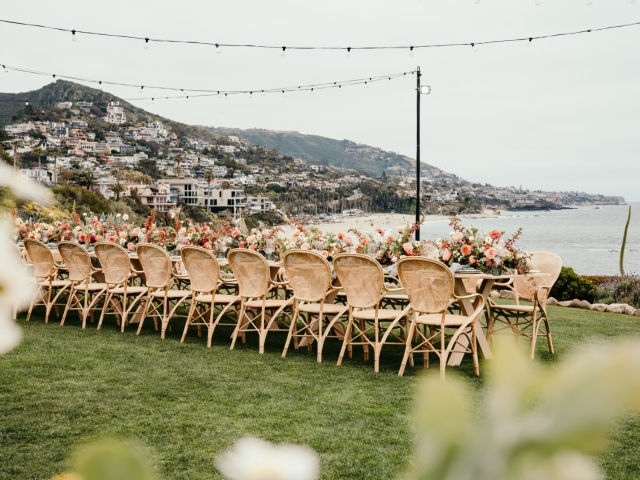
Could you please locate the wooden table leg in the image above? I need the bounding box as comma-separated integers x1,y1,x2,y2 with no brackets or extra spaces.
448,278,494,366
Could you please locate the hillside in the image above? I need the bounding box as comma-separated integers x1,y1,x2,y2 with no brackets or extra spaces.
205,126,441,178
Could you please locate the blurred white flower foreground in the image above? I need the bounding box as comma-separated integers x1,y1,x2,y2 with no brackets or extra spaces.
0,162,50,354
216,437,320,480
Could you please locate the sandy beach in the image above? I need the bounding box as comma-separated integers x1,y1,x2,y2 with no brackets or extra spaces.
281,212,499,235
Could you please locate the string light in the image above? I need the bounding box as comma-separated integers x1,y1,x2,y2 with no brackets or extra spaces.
144,37,149,50
186,96,189,102
346,47,351,58
310,88,314,95
2,18,637,54
217,91,221,99
152,97,155,104
262,90,265,96
98,80,102,90
139,86,144,94
282,90,286,97
409,46,414,57
3,65,7,73
528,37,533,46
472,42,478,52
281,46,286,57
250,91,253,99
535,0,541,4
52,74,56,83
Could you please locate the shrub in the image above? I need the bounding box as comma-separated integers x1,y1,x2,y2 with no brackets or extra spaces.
549,267,595,302
594,274,640,308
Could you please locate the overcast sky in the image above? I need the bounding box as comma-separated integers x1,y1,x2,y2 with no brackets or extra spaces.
1,1,639,200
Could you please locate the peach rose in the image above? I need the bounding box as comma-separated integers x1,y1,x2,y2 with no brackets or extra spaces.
403,243,414,255
386,235,394,243
108,235,116,243
321,250,329,258
489,230,501,241
469,255,477,265
127,242,135,251
78,233,88,243
301,242,311,250
119,231,127,239
238,241,246,248
442,250,452,262
204,241,212,249
485,247,497,260
461,244,472,256
451,232,464,242
231,229,241,238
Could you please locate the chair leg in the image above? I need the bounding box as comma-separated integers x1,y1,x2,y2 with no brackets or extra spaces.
136,296,151,335
230,305,247,350
544,316,554,354
440,326,447,381
182,298,198,343
398,320,417,376
282,307,299,358
97,292,112,330
472,327,479,376
60,284,75,326
530,316,539,359
337,313,354,367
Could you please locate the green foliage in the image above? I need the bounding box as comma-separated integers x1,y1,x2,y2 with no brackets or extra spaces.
620,205,632,276
134,159,163,180
550,266,596,302
52,186,112,215
244,211,284,229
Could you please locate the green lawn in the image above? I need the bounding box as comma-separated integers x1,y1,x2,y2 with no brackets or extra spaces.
1,304,639,480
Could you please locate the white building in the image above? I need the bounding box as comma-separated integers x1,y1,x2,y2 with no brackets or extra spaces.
246,196,276,213
106,102,127,124
57,102,73,109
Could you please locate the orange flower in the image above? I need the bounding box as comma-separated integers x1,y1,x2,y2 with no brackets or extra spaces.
461,245,472,256
489,230,501,241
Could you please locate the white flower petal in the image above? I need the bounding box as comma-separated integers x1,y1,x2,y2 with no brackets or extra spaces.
0,162,51,204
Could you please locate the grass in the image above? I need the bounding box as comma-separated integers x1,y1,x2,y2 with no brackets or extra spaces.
1,303,640,479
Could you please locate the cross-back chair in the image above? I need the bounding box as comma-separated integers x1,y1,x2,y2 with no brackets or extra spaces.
281,250,349,363
397,257,485,379
333,253,410,373
227,249,293,354
136,244,191,339
57,241,109,328
487,251,562,359
180,246,240,347
24,239,71,324
94,242,147,332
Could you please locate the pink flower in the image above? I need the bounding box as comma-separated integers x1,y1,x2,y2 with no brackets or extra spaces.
78,233,88,243
361,237,370,245
188,227,196,234
469,255,477,265
321,250,329,258
248,244,257,251
231,229,241,238
119,231,127,239
376,228,384,235
442,250,452,262
108,236,117,243
403,243,414,255
201,225,210,233
337,232,345,240
95,235,103,242
292,230,300,238
386,235,394,243
178,227,186,236
485,247,497,260
34,233,41,240
397,226,404,233
461,245,472,256
489,230,501,241
451,232,464,242
204,241,212,249
127,242,135,251
238,241,246,248
301,242,311,250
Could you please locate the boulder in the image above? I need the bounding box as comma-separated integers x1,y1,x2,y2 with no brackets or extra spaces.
578,300,592,309
557,301,572,307
547,297,557,306
500,290,516,300
569,299,581,308
590,304,608,312
606,303,636,315
490,290,501,298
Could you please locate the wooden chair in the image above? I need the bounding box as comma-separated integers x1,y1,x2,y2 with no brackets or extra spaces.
24,239,71,324
94,242,147,332
180,246,240,347
227,249,293,354
281,250,349,363
487,251,562,359
58,241,109,328
136,244,191,339
333,253,410,373
397,257,485,379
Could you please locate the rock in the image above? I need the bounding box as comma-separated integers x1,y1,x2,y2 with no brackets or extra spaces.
500,290,516,300
578,300,592,309
590,304,608,312
569,299,581,308
557,301,572,307
547,297,557,306
634,310,640,316
605,303,636,315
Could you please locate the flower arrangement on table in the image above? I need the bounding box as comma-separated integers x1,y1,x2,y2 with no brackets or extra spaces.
436,217,530,274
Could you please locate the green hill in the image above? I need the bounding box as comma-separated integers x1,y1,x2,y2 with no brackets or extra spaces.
205,126,431,177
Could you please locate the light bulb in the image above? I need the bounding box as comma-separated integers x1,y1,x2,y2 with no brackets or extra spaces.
3,65,7,73
281,46,286,57
250,92,253,99
528,38,532,47
216,44,221,54
365,81,368,88
99,81,103,90
218,92,221,99
282,90,286,97
152,98,155,104
262,90,265,96
144,38,149,50
388,77,391,84
475,0,480,4
25,101,29,106
139,86,144,94
339,85,342,92
472,43,478,52
535,0,540,4
346,47,351,58
71,30,76,42
52,75,57,83
310,88,314,95
186,96,189,103
588,0,592,4
224,93,228,99
409,47,414,57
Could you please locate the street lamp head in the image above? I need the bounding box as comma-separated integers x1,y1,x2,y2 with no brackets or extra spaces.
420,85,432,95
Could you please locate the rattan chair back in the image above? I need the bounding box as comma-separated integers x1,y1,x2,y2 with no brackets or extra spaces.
58,242,93,282
397,257,453,314
136,244,172,288
94,242,131,285
23,239,55,279
283,250,332,302
333,254,384,309
512,251,563,300
228,249,270,298
181,246,220,293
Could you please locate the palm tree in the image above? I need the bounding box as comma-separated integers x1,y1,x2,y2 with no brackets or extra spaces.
174,166,183,178
204,171,214,212
108,181,126,201
32,147,45,182
11,140,20,172
48,150,60,185
174,154,183,171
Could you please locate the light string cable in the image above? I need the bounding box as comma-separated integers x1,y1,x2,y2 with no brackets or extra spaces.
0,63,415,100
0,18,639,53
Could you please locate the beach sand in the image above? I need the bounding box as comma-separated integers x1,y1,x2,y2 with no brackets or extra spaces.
281,212,499,235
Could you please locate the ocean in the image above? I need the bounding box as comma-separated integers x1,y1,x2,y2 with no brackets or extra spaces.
416,204,639,276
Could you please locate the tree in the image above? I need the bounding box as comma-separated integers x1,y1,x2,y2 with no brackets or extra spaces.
75,170,97,190
204,171,215,212
11,141,20,171
31,147,46,181
48,149,61,185
108,181,126,201
221,181,231,190
174,166,183,178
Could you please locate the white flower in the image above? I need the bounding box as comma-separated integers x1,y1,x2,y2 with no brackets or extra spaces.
469,236,475,242
116,213,122,218
0,221,36,354
0,163,51,204
122,214,129,221
216,437,320,480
